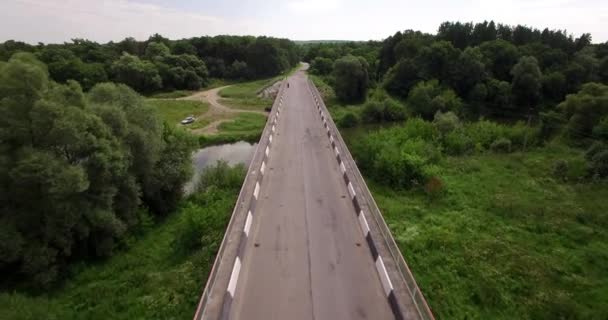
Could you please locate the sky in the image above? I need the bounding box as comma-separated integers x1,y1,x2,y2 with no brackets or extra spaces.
1,0,607,44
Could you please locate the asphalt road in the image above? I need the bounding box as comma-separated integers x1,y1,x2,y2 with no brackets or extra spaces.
229,70,394,320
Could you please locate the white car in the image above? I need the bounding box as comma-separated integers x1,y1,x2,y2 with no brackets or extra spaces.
181,116,195,125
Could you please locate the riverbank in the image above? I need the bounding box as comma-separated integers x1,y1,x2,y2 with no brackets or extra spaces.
0,163,246,320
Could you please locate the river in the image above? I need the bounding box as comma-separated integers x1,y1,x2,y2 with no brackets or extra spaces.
184,141,257,194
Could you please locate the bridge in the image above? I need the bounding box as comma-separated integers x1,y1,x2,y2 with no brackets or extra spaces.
193,67,434,320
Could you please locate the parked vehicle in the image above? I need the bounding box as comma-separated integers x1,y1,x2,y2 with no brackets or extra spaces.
181,116,195,125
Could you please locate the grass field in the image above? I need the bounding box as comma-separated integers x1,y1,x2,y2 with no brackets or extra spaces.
0,163,244,320
218,78,277,111
341,124,608,319
147,99,211,129
198,113,267,147
218,64,301,111
147,90,194,99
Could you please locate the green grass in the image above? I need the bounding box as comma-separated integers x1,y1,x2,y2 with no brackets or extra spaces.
0,164,245,320
198,113,267,147
345,135,608,319
147,90,195,99
218,63,301,111
217,113,267,134
218,78,276,111
147,99,210,129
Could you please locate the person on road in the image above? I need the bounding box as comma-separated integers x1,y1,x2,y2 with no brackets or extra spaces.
287,82,290,88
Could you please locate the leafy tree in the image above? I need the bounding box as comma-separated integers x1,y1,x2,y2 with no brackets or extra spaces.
542,72,567,102
416,41,460,82
0,54,196,287
111,53,162,92
452,47,486,97
479,39,520,81
226,60,249,79
332,55,369,103
246,37,288,78
383,59,423,98
484,79,512,116
145,42,171,60
511,56,542,110
600,57,608,83
408,80,462,118
310,57,333,75
558,82,608,140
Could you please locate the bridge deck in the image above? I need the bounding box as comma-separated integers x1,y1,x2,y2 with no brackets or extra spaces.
229,70,394,319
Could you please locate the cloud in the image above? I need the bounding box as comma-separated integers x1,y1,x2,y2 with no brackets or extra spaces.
0,0,261,43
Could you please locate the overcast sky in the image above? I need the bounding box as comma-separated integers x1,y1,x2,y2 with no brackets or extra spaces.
1,0,607,44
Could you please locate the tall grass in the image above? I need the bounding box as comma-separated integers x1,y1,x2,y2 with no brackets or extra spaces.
0,163,246,320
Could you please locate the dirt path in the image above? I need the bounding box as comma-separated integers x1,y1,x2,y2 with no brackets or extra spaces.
181,86,267,115
180,85,268,134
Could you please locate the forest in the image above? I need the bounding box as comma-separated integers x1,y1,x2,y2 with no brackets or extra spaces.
0,34,300,93
0,34,299,292
306,21,608,319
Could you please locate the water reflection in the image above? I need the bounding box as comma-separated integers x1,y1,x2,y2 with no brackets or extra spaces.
185,141,257,194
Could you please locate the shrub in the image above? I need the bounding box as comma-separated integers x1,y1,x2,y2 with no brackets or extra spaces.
466,120,505,149
552,160,569,181
361,97,406,123
585,141,606,160
490,138,512,153
361,100,384,123
338,112,359,128
197,161,246,191
434,111,460,135
443,129,474,155
590,150,608,178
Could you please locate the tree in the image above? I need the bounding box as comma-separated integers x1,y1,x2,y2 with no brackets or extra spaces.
0,52,197,287
485,78,512,116
310,57,333,75
542,72,567,102
511,56,542,110
145,42,171,60
407,80,462,119
226,60,249,79
332,55,369,103
479,39,520,81
111,53,162,92
558,83,608,139
383,59,423,98
246,37,288,78
452,47,486,97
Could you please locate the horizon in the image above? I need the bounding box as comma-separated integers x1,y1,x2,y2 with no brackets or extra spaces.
1,0,607,44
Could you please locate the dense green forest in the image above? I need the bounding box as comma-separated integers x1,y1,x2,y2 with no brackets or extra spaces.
306,21,608,319
0,34,300,93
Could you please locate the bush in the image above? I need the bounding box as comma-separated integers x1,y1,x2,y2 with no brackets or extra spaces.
361,97,406,123
465,120,506,149
338,112,359,128
590,150,608,178
585,141,606,160
490,138,512,153
552,159,569,181
197,161,246,192
434,111,460,135
505,121,539,149
443,129,474,155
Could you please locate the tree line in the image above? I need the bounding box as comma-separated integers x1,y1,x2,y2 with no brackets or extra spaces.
305,21,608,187
0,34,301,93
306,21,608,123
